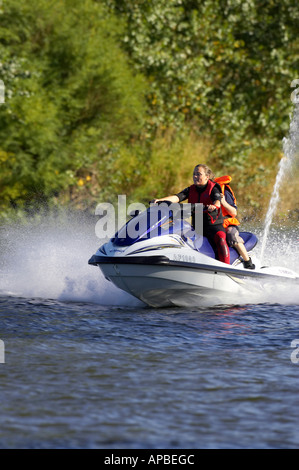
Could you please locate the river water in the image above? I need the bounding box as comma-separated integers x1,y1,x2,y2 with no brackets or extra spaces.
1,215,299,449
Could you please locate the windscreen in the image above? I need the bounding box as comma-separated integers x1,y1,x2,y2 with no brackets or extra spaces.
111,203,194,247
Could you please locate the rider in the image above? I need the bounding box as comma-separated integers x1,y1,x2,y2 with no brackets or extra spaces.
214,175,255,269
153,164,230,264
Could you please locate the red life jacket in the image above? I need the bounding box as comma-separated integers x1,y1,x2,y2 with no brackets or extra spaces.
188,180,223,225
188,180,215,205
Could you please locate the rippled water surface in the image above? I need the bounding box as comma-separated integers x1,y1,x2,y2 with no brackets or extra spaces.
1,297,299,449
1,217,299,448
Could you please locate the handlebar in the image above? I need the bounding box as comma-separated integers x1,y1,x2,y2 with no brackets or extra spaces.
149,200,210,210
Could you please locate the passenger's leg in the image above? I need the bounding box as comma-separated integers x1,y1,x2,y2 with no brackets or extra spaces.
226,226,255,269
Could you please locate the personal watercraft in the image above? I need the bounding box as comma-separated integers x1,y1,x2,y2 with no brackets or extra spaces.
88,203,299,307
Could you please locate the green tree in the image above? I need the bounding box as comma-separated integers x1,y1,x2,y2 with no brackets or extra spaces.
0,0,147,212
107,0,299,166
1,0,298,218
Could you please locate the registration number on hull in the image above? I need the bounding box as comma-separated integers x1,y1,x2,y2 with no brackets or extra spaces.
172,254,196,263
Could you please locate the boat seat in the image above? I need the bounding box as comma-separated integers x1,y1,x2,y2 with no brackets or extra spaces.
192,231,258,264
231,231,258,262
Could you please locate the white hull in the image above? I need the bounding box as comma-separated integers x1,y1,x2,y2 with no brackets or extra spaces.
97,262,251,307
92,249,297,307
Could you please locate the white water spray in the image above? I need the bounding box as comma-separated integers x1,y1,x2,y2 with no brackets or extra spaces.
260,99,299,262
0,214,142,306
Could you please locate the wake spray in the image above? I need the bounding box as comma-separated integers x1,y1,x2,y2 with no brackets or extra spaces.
260,82,299,263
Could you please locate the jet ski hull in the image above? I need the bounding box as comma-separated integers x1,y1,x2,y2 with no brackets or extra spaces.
88,204,299,307
89,254,296,307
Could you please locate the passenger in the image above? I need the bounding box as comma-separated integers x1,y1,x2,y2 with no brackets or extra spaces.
153,164,230,264
214,175,255,269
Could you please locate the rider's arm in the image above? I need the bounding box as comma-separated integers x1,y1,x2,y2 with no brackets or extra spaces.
207,186,222,211
153,195,180,203
220,193,237,217
153,187,189,204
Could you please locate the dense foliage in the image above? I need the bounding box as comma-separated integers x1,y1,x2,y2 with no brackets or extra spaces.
0,0,146,213
0,0,298,219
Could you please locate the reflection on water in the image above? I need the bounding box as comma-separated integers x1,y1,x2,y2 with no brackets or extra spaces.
1,296,299,448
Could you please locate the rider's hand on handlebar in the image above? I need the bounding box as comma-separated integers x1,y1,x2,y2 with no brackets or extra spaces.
207,204,217,212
